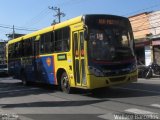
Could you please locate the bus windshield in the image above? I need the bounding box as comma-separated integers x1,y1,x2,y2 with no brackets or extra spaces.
88,26,134,61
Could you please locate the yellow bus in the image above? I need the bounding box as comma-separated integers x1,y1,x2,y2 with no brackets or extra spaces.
7,14,137,93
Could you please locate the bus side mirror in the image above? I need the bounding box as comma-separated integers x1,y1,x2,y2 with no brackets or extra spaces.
84,26,88,40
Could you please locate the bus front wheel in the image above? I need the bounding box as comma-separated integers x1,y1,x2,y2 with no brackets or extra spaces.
60,72,72,94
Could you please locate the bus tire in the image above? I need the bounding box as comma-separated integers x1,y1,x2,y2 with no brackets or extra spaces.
60,72,72,94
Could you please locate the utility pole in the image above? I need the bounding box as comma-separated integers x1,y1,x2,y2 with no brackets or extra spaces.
13,25,15,39
49,6,65,24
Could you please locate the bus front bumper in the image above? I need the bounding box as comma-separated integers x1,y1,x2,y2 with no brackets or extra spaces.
88,70,138,90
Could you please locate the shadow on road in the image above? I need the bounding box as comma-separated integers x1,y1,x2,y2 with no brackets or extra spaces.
0,77,56,99
1,77,160,109
84,82,160,99
1,99,106,108
0,77,107,108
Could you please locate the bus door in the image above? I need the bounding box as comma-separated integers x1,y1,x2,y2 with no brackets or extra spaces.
33,36,41,81
73,31,87,87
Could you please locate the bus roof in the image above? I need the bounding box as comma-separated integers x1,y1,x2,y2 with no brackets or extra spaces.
8,15,83,45
8,14,128,45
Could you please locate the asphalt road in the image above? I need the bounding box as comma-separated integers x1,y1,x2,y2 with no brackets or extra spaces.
0,76,160,120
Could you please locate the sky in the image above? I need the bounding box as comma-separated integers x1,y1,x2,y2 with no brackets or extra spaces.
0,0,160,41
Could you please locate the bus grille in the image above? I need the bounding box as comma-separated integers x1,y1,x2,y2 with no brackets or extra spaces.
109,76,126,83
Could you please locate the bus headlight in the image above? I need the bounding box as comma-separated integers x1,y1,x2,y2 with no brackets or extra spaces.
130,63,137,72
88,66,104,77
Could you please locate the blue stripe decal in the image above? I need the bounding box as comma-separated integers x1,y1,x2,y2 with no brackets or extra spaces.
40,56,55,84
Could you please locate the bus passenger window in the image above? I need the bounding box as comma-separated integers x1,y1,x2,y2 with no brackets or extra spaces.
40,35,45,53
51,32,55,52
44,32,52,53
54,27,70,52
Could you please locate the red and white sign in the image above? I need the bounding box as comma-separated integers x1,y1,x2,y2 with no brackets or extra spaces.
152,40,160,46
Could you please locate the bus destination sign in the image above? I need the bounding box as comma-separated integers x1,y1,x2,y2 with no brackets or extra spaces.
98,19,126,26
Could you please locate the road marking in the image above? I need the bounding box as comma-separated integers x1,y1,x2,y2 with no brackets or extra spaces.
151,104,160,108
0,88,39,94
115,87,160,94
19,115,35,120
98,113,114,120
125,108,157,114
139,79,160,82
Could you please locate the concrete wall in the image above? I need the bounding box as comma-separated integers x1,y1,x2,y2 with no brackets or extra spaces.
149,11,160,36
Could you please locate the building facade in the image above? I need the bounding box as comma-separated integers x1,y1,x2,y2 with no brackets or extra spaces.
149,11,160,65
0,41,7,64
129,10,160,65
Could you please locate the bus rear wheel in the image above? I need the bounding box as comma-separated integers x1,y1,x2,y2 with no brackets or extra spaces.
60,72,72,94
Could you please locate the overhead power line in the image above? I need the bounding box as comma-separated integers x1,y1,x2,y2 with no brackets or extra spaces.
49,6,65,24
0,25,38,31
125,2,160,16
